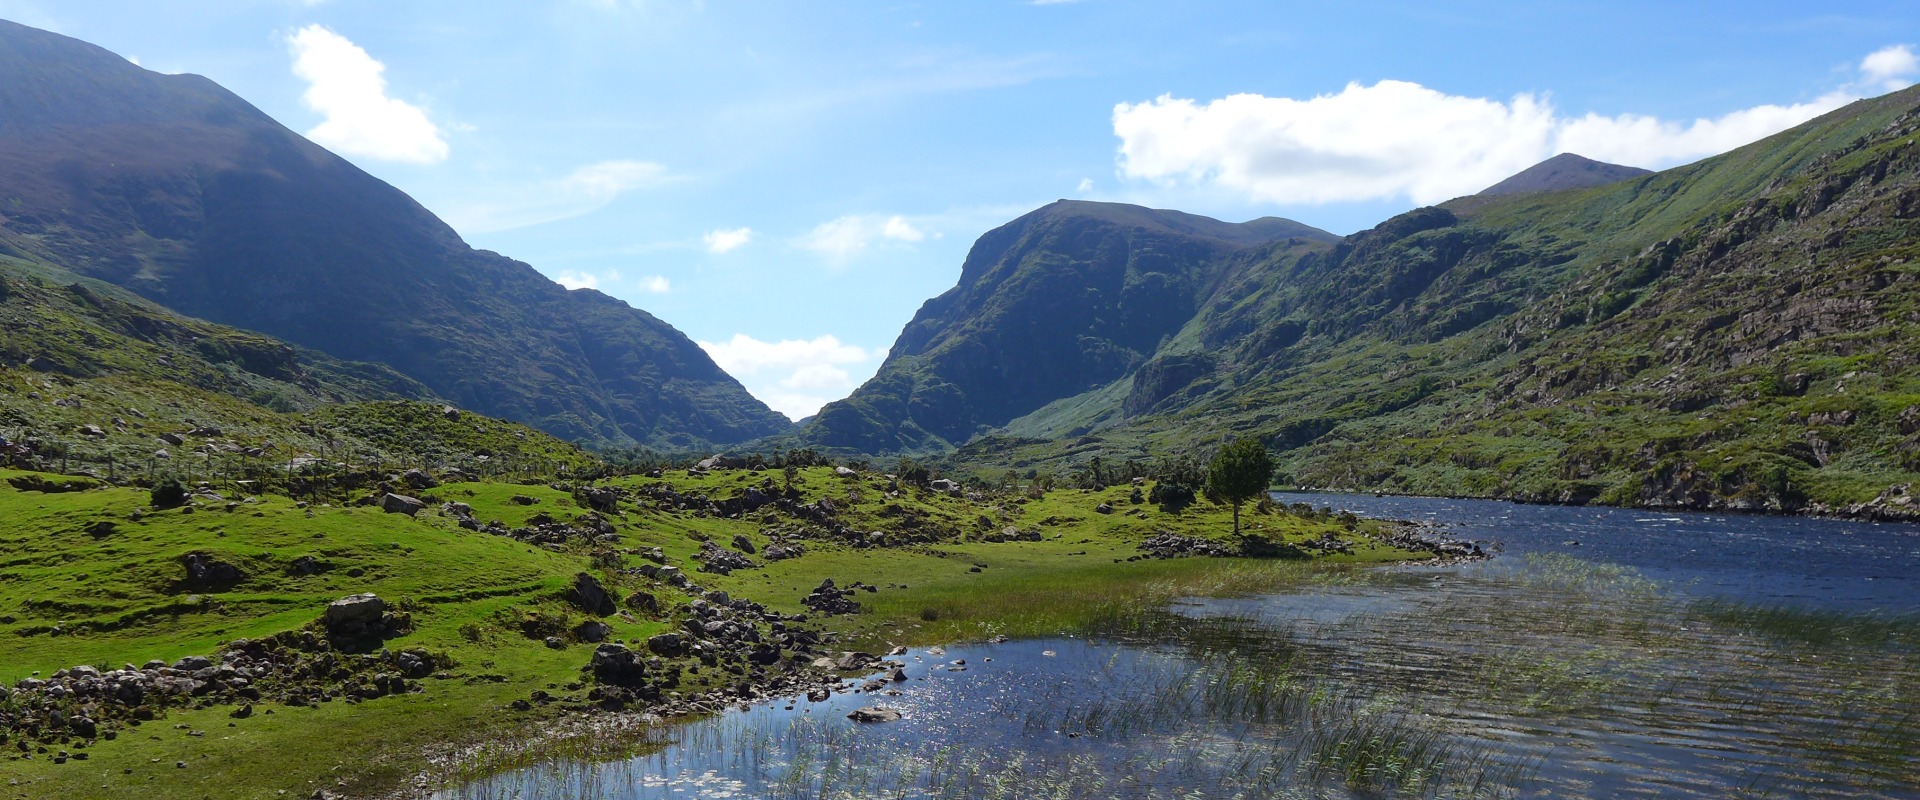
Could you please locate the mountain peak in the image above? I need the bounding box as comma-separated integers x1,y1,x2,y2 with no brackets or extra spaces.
1478,153,1653,196
1033,199,1337,246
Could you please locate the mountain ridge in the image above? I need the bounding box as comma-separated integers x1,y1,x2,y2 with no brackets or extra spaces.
797,201,1334,452
0,19,788,449
1477,153,1653,196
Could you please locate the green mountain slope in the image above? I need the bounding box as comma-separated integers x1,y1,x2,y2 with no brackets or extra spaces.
0,253,600,478
798,200,1335,452
927,89,1920,519
0,19,788,449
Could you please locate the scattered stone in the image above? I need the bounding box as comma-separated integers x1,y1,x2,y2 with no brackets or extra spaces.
802,579,861,616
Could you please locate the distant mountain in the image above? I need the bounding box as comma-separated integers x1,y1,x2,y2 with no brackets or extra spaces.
798,200,1335,451
854,90,1920,520
1478,153,1652,196
0,20,788,449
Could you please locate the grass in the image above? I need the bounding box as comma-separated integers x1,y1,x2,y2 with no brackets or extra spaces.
0,465,1410,800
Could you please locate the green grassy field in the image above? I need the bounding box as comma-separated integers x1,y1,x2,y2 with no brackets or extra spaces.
0,465,1418,800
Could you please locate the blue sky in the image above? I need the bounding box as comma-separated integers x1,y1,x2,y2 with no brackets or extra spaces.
5,1,1917,419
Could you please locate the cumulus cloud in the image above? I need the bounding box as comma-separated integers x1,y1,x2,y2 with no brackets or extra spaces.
553,270,605,291
639,275,671,293
1861,44,1920,91
1113,48,1912,206
697,334,874,420
796,214,927,262
703,227,753,254
443,159,667,233
288,25,448,164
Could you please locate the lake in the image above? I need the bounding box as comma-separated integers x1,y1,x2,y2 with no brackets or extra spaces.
449,495,1920,799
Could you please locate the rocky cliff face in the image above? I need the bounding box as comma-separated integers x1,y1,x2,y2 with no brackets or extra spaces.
800,201,1335,452
0,20,788,448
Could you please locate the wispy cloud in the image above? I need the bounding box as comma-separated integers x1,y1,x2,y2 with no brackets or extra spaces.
443,160,669,234
795,214,927,263
703,227,753,254
287,25,448,165
1112,46,1917,206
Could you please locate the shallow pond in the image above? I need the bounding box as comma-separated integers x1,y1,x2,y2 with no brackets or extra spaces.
450,495,1920,799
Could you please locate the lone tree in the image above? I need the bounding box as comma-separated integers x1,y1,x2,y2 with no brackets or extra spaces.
1205,439,1274,536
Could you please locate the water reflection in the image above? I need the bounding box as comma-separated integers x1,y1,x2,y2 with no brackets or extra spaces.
452,497,1920,800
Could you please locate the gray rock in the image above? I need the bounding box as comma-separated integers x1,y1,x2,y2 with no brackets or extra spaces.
835,466,858,478
324,594,385,627
647,632,691,657
401,469,439,490
574,620,614,643
847,706,902,723
380,493,426,516
589,643,649,686
570,573,617,616
730,534,757,554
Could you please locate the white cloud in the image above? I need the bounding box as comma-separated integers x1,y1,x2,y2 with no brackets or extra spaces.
697,334,874,420
1113,48,1908,206
703,227,753,254
1077,177,1094,193
553,271,602,291
443,159,668,234
552,268,645,292
287,25,448,165
781,363,852,390
1554,92,1854,168
1861,44,1920,91
796,214,927,262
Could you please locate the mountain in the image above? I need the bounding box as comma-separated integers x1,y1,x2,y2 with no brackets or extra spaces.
0,20,788,449
883,90,1920,519
1477,153,1653,196
798,200,1336,452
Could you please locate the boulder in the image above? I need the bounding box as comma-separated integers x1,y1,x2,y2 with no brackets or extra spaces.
286,555,329,576
730,534,757,554
178,553,244,590
929,478,960,495
380,493,426,516
324,594,386,628
588,643,649,686
624,591,660,613
440,405,461,420
573,620,614,643
835,466,858,478
570,572,617,616
401,469,438,490
646,632,691,657
847,706,902,723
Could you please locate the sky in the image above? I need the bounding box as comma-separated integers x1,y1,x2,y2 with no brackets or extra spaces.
3,2,1916,420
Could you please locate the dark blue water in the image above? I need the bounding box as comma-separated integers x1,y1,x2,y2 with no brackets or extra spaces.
451,496,1920,800
1274,492,1920,613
